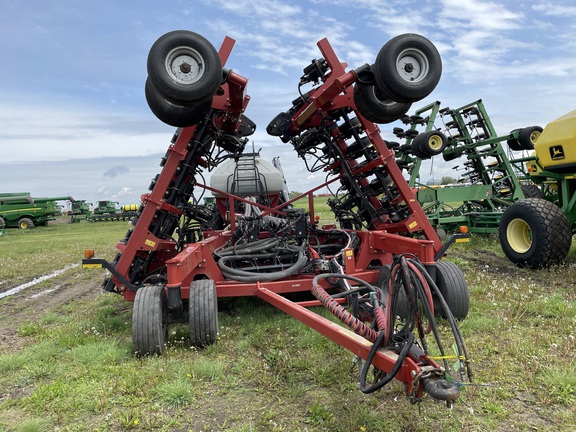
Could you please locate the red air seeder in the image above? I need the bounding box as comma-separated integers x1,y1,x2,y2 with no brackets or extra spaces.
84,30,473,405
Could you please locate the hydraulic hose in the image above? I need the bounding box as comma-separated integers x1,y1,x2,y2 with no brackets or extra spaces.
217,245,308,282
408,258,473,382
312,281,379,342
214,237,280,257
359,331,414,394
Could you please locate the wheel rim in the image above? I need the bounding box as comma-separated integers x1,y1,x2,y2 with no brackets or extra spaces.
395,48,430,83
530,130,541,144
507,218,532,253
165,46,205,85
373,86,391,104
428,134,443,151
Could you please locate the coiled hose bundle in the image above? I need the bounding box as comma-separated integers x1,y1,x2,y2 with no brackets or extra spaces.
311,255,472,395
215,238,309,282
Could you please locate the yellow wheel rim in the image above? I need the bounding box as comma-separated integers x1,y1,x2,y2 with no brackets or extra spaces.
530,130,541,144
428,135,443,151
507,218,532,253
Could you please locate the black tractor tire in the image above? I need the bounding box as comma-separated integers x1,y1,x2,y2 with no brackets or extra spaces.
132,285,169,356
518,126,543,150
339,117,362,139
443,151,462,162
520,183,544,199
373,34,442,103
387,284,410,320
499,198,571,268
410,138,427,159
145,78,212,127
353,83,411,124
147,30,222,105
435,226,447,241
411,130,447,158
435,260,469,320
189,279,219,347
18,218,35,229
506,128,523,151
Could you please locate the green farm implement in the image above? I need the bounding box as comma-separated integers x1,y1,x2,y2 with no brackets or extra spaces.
499,108,576,267
393,99,576,268
392,100,540,237
86,201,139,222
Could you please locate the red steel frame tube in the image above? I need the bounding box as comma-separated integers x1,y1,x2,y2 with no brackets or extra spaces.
256,285,426,399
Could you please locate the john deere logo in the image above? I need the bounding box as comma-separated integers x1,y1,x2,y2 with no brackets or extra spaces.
550,145,565,160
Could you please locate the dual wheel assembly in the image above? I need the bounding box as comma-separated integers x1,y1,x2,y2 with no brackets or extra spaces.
353,34,443,125
507,126,543,151
145,30,224,127
132,280,218,355
131,259,470,356
145,31,444,131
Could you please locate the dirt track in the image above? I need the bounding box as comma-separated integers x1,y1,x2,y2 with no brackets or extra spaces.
0,273,103,353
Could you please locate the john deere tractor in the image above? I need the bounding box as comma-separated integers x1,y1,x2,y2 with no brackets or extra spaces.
499,108,576,268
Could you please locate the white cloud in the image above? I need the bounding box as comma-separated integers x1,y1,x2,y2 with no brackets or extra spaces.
439,0,523,31
112,187,135,200
532,1,576,17
201,0,302,18
0,100,171,163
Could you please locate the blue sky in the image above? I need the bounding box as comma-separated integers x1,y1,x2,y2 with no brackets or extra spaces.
1,0,576,207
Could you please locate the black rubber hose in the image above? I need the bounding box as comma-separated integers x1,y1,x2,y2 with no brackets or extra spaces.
311,273,385,303
312,282,379,342
217,245,308,282
359,331,414,394
411,259,469,358
214,238,279,257
409,259,473,382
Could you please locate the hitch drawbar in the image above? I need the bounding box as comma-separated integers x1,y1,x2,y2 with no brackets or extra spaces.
422,373,460,402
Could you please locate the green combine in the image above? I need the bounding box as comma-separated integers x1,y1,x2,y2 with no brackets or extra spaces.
0,193,75,229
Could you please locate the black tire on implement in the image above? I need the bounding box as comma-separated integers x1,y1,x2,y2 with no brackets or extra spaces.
132,285,169,356
506,128,523,151
145,78,212,127
353,83,411,124
442,151,462,162
520,183,543,199
189,279,219,347
147,30,222,105
518,126,543,150
499,198,571,268
411,130,448,158
373,34,442,103
435,260,469,320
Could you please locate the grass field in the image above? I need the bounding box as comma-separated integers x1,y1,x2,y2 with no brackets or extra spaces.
0,216,575,431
